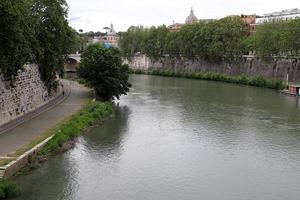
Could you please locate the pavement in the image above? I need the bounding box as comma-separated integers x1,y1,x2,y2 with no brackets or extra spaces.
0,80,91,157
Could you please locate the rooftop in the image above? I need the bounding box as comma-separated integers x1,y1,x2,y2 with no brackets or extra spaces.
263,8,300,17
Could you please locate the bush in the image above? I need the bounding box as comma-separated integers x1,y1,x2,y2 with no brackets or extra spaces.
0,179,22,199
77,44,131,101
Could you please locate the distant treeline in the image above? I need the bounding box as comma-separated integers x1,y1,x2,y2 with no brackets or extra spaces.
0,0,76,89
119,16,300,62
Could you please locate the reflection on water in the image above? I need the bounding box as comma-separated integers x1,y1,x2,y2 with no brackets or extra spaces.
15,75,300,200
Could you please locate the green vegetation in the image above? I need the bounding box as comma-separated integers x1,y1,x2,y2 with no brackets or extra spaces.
32,0,76,90
119,17,300,61
248,19,300,58
130,69,286,90
39,101,114,155
119,16,248,62
0,100,114,200
0,0,33,80
5,101,113,159
77,44,131,101
0,0,75,89
0,179,22,200
0,158,15,167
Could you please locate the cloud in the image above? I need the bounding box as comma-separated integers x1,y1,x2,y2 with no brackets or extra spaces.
69,16,91,23
66,0,300,32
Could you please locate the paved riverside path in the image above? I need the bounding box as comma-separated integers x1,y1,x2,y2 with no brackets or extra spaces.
0,81,91,157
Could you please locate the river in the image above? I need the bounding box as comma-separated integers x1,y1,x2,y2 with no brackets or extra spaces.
14,75,300,200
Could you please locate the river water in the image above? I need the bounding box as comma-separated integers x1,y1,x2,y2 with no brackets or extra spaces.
14,75,300,200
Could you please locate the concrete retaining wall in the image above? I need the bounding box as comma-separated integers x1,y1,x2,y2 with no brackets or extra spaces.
0,136,53,178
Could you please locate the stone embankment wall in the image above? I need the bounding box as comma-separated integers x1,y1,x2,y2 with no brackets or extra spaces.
128,54,300,82
0,64,53,126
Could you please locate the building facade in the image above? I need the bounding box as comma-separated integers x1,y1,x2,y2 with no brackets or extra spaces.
243,8,300,34
241,14,256,34
92,24,119,47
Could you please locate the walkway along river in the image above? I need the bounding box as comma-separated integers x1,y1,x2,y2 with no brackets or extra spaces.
13,75,300,200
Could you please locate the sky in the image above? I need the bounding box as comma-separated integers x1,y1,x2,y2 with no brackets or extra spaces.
67,0,300,32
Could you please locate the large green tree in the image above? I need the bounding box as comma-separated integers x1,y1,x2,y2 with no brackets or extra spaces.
77,44,131,101
284,19,300,56
119,26,148,60
31,0,75,89
247,20,287,58
0,0,75,89
0,0,33,80
143,25,169,60
119,16,247,63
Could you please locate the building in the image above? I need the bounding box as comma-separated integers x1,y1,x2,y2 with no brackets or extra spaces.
92,24,119,47
185,8,198,24
245,8,300,34
102,24,119,47
241,14,256,34
256,8,300,24
168,8,209,32
168,22,184,32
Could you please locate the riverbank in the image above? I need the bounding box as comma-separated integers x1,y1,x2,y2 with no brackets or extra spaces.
0,101,114,199
130,69,287,90
38,101,114,156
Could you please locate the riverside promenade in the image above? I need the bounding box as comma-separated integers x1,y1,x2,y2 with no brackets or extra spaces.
0,80,91,157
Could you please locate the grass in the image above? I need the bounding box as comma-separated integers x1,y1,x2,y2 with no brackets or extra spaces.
38,101,114,155
130,69,287,90
0,101,114,199
7,131,54,159
0,159,15,167
0,179,21,200
5,101,113,159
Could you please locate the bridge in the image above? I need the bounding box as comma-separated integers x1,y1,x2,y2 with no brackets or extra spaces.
64,54,81,73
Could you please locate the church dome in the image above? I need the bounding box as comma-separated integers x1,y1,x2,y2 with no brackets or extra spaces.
185,8,198,24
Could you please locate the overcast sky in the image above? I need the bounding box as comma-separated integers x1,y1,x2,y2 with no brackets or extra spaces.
67,0,299,32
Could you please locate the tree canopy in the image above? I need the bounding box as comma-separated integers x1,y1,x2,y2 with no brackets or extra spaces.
247,19,300,58
0,0,33,79
0,0,75,89
119,16,248,63
119,16,300,61
77,44,131,101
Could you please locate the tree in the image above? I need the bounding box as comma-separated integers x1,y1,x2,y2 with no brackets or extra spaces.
119,16,247,63
247,20,287,58
0,0,75,89
119,26,148,60
164,31,181,56
143,25,169,60
77,44,131,101
284,19,300,56
0,0,33,80
216,16,248,61
31,0,76,90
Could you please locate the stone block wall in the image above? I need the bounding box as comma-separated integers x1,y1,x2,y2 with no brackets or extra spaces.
128,55,300,82
0,64,53,126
